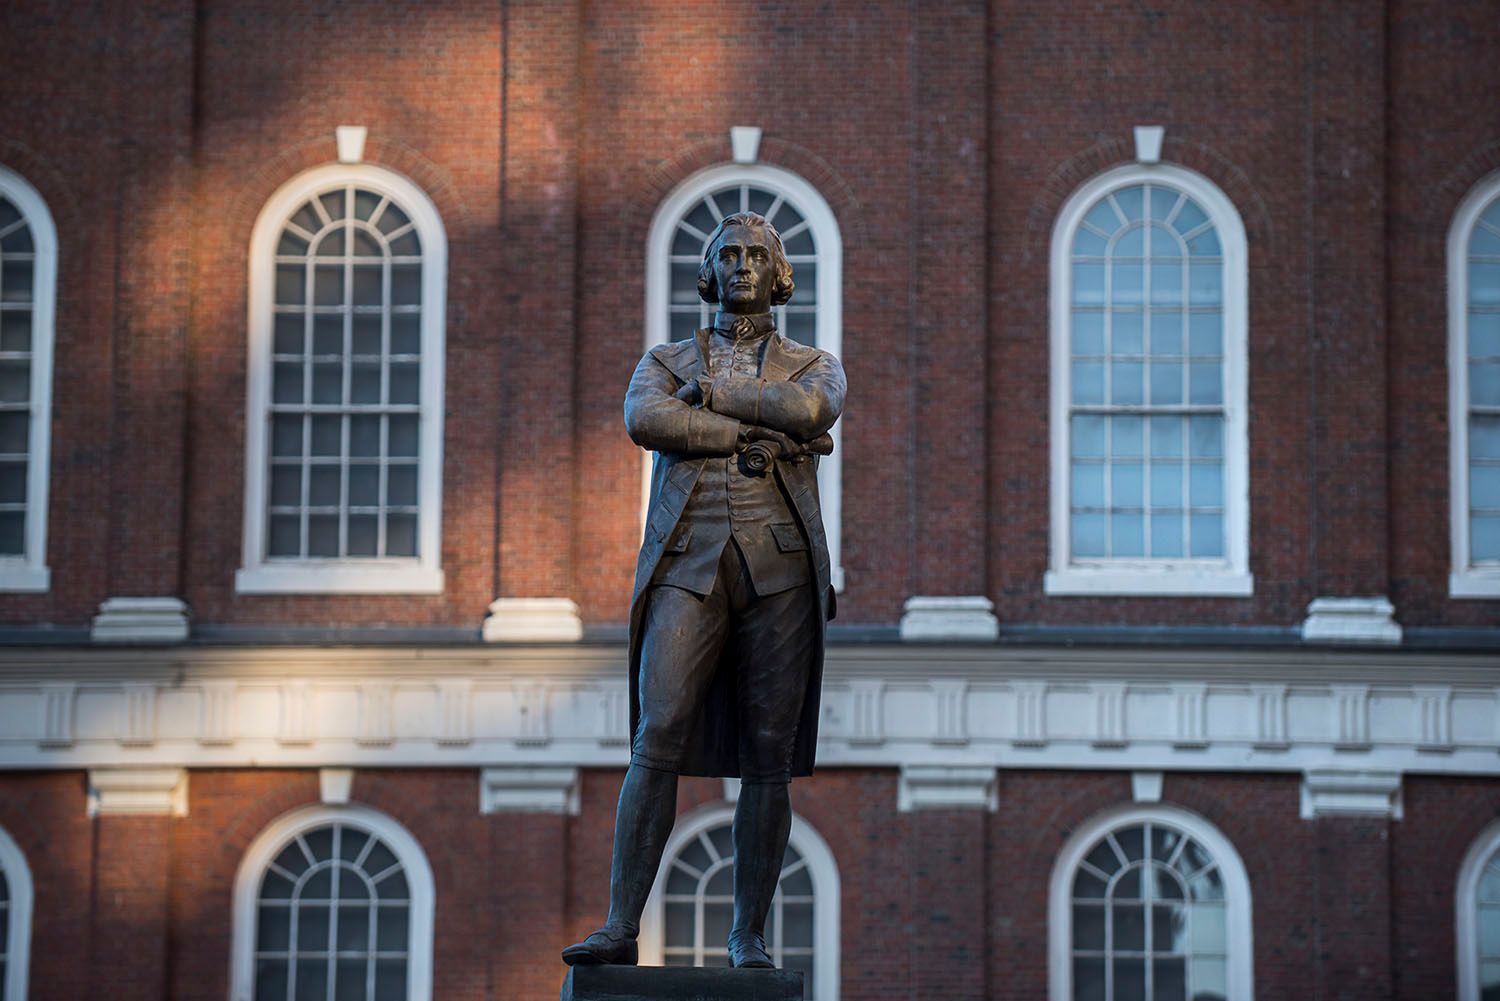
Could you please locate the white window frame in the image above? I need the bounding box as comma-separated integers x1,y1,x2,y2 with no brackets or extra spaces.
0,167,56,593
229,802,435,1001
1449,171,1500,598
1046,163,1252,597
237,163,447,594
639,801,841,1001
1457,817,1500,1001
0,824,34,1001
644,162,845,591
1048,802,1254,1001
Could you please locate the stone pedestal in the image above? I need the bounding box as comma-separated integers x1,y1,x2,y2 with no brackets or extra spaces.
560,966,803,1001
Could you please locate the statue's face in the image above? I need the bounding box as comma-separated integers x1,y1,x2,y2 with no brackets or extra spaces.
710,224,777,314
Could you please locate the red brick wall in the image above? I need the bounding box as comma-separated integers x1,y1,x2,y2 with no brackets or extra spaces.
4,767,1499,999
1,0,1497,631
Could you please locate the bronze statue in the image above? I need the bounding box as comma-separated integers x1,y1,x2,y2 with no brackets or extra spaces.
563,211,845,969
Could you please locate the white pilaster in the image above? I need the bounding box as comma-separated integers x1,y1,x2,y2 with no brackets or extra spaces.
482,597,583,643
899,596,999,642
90,597,189,644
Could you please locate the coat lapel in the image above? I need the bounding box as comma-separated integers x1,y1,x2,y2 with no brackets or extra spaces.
762,332,818,383
652,331,709,385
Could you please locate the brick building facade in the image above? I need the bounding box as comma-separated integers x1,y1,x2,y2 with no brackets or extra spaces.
0,2,1498,999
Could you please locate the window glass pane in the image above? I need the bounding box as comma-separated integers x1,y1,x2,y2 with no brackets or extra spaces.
1189,417,1223,458
1473,417,1500,459
313,316,343,355
1189,901,1226,953
390,363,420,405
1473,515,1500,562
390,315,420,355
1172,198,1208,236
1189,263,1221,304
1073,415,1106,458
1188,312,1221,356
1073,513,1105,557
268,516,300,557
1112,513,1144,557
311,416,341,456
353,228,383,257
387,465,417,506
270,466,301,506
1151,467,1182,508
390,265,421,306
0,413,27,454
1072,464,1104,507
272,363,304,404
1111,361,1143,405
1189,957,1227,997
255,959,289,1001
1148,222,1180,257
0,461,27,503
1190,514,1224,558
352,315,381,356
1151,513,1184,557
1154,958,1187,1001
1,260,33,302
352,266,382,307
1150,362,1183,405
1115,226,1144,256
1084,199,1119,234
0,361,29,402
1073,263,1105,305
386,514,417,557
1470,466,1500,508
1150,262,1183,305
1113,903,1145,949
312,363,343,404
348,465,379,506
1073,957,1105,1001
1190,463,1223,508
1112,262,1144,305
1189,362,1223,405
1472,361,1500,407
1111,464,1143,508
374,959,406,1001
1074,226,1107,256
1073,903,1105,949
1113,187,1144,223
320,191,345,221
1471,261,1500,305
1072,311,1104,355
1072,362,1105,405
1113,311,1144,355
1112,416,1144,457
351,363,381,405
314,266,344,306
308,515,339,556
1472,313,1500,358
274,314,303,355
0,511,23,554
1150,312,1183,355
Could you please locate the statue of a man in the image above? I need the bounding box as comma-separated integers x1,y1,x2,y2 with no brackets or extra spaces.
563,211,846,969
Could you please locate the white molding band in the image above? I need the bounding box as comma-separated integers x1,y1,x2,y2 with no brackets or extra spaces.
643,159,845,592
2,645,1497,777
1300,596,1403,645
87,767,188,817
238,161,448,595
1299,769,1403,819
478,765,579,814
897,765,998,812
90,596,191,644
0,823,33,1001
898,595,999,642
481,597,583,643
0,167,57,594
229,803,435,1001
1047,162,1253,597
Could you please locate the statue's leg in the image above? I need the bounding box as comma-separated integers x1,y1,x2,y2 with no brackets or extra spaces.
729,779,791,968
727,577,818,968
563,581,730,966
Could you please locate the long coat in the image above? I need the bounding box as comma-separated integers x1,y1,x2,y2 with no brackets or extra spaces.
623,328,846,778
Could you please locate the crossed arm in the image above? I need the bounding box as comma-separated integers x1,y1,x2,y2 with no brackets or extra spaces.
623,349,847,457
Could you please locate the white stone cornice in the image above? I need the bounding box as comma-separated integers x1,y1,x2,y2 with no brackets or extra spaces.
1301,596,1403,645
0,645,1496,779
90,597,190,644
87,767,188,817
899,596,999,642
482,597,583,643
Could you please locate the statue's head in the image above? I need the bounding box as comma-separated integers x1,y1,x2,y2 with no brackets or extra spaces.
696,211,796,313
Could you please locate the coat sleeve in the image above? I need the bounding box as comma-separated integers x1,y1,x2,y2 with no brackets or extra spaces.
624,349,742,456
708,352,847,442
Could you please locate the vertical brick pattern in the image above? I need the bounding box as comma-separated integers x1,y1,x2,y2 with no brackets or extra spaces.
1308,0,1391,598
105,0,196,599
499,0,579,600
910,810,988,1000
92,816,174,1001
1313,817,1394,1000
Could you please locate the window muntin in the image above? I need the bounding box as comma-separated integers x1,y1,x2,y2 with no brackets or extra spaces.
1475,843,1500,998
267,185,423,561
667,183,818,346
1069,821,1228,1001
660,823,817,989
1465,194,1500,569
1459,822,1500,1000
1069,183,1226,563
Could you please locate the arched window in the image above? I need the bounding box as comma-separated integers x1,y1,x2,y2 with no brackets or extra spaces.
0,167,56,593
1047,164,1251,597
0,824,34,1001
645,163,845,590
238,164,447,594
1449,173,1500,598
230,804,435,1001
1049,804,1253,1001
1457,819,1500,1001
639,802,841,1001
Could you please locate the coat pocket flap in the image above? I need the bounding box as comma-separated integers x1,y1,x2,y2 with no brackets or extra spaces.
666,524,693,553
769,523,808,553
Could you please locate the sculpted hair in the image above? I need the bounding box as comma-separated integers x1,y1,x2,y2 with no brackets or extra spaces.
696,211,796,306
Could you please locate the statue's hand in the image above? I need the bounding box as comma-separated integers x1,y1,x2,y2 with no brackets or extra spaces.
673,376,714,407
739,424,808,463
